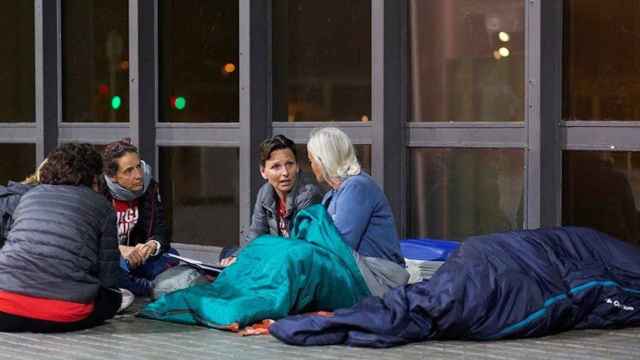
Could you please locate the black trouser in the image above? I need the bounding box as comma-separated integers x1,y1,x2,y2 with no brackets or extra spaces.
0,287,122,333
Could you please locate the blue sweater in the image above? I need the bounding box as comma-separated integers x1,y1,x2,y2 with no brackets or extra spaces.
322,172,404,265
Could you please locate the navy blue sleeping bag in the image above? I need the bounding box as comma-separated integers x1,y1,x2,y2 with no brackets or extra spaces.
270,227,640,347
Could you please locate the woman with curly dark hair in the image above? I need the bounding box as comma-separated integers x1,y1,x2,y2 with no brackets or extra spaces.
0,143,126,332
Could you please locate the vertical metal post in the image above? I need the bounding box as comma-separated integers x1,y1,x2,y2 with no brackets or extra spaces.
239,0,272,245
372,0,407,236
131,0,158,170
540,0,563,227
525,0,563,228
35,0,60,161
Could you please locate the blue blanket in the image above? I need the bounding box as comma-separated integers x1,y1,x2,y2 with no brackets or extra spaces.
270,227,640,347
139,205,370,328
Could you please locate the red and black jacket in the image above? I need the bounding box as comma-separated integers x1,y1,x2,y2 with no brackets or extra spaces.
103,179,170,254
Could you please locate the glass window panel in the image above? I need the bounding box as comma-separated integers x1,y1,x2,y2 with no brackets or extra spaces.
563,151,640,245
0,1,34,122
294,143,371,192
159,1,238,123
272,0,371,122
62,0,129,123
408,0,524,122
408,148,524,241
0,144,36,185
563,1,640,121
159,147,239,247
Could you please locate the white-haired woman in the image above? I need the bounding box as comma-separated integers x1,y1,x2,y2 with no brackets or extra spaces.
307,127,408,296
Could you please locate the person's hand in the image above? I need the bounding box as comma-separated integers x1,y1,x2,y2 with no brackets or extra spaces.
120,245,144,269
140,240,159,259
220,256,237,267
134,242,154,261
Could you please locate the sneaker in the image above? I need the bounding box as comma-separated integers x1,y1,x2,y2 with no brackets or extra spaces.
117,288,135,314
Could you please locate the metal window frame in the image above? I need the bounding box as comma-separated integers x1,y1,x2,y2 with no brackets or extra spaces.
557,0,640,228
17,0,587,245
560,1,640,149
272,0,376,167
37,0,60,161
58,0,133,146
562,122,640,151
238,0,271,242
0,1,52,166
402,0,563,235
534,0,563,227
371,0,406,234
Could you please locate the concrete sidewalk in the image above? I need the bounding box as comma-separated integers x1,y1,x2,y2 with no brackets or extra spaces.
1,308,639,360
4,245,637,359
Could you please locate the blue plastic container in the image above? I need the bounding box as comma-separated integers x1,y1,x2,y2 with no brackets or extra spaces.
400,238,461,261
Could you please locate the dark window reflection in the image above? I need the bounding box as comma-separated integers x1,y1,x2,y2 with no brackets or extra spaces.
563,151,640,244
159,147,239,247
0,1,34,122
564,1,640,121
159,0,238,122
273,0,371,122
62,0,129,122
294,143,371,193
0,144,36,185
408,148,524,241
409,0,524,122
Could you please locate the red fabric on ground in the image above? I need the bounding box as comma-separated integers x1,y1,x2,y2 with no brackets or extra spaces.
0,290,94,323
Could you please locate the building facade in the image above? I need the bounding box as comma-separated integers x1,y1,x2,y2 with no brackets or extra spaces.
1,0,639,248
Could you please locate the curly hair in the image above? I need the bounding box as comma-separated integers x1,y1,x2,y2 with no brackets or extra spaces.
102,138,139,177
259,135,297,167
39,143,103,187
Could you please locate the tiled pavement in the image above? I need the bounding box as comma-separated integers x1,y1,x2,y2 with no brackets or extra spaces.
1,308,639,360
4,245,639,360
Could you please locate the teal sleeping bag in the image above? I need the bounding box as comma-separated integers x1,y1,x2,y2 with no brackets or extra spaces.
139,204,370,328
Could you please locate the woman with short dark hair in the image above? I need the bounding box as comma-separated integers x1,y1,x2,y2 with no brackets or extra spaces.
219,134,322,267
0,143,123,332
139,132,402,329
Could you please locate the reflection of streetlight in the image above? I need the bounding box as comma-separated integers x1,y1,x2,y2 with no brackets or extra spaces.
98,84,109,95
106,31,124,120
111,96,122,110
498,47,510,58
223,63,236,74
174,97,186,110
498,31,510,42
169,96,187,111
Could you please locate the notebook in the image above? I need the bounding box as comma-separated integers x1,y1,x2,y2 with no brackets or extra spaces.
165,253,224,275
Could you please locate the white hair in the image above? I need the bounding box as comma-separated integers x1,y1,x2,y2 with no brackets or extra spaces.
307,127,361,181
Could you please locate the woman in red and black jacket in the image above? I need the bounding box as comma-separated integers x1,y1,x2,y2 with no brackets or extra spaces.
101,139,178,297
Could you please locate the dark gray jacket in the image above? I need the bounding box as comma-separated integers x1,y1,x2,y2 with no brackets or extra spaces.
0,185,122,303
238,172,322,252
0,182,33,248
